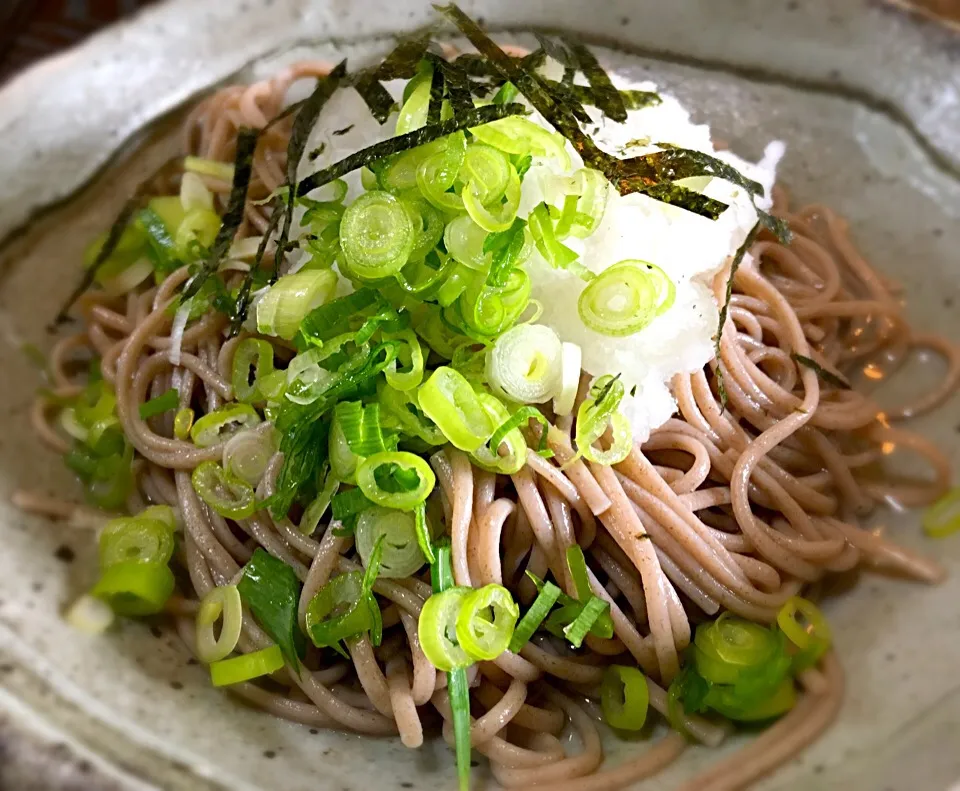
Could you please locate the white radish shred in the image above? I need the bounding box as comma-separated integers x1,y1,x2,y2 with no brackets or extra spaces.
168,301,191,366
553,342,583,417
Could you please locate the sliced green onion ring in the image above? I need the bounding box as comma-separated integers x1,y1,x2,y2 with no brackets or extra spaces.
99,516,175,569
418,366,494,452
196,584,243,664
578,260,675,337
601,665,650,731
223,428,276,486
231,339,275,404
190,403,261,448
174,408,194,440
469,116,571,170
418,586,472,671
485,324,562,404
256,269,338,340
355,506,426,578
444,214,491,271
463,166,521,233
575,375,633,466
470,394,528,476
91,561,175,616
383,329,425,391
210,644,285,687
340,191,415,280
776,596,832,670
460,144,511,205
191,461,256,520
305,571,374,648
355,451,436,511
455,584,518,661
694,614,786,685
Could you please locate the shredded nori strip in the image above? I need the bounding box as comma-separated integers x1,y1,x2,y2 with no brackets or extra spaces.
637,183,727,219
332,124,355,136
308,142,327,161
376,32,434,80
534,33,576,69
649,144,763,196
230,201,283,335
296,101,526,197
542,83,659,111
428,53,473,117
758,209,793,245
714,222,760,407
53,157,181,325
792,353,851,390
426,62,445,125
181,128,258,301
565,38,627,122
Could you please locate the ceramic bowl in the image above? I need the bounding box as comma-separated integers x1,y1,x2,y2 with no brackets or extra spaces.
0,1,958,788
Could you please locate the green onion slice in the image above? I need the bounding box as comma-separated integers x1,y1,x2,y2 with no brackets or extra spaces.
416,133,468,214
174,408,194,440
355,451,436,511
485,324,562,404
139,388,179,420
574,375,633,466
704,676,797,722
231,339,275,404
444,214,491,271
694,614,786,686
463,165,521,233
299,472,340,536
578,260,675,337
508,579,561,652
776,596,832,670
470,394,528,475
256,269,338,340
418,586,473,671
223,428,276,486
414,501,436,565
469,116,570,170
455,584,519,661
190,403,261,448
196,584,243,664
562,595,610,648
418,366,494,452
355,506,426,578
191,460,256,520
458,266,531,337
91,561,175,616
99,515,175,569
305,571,376,648
922,486,960,538
460,144,511,205
601,665,650,731
210,644,285,687
383,329,425,392
528,202,578,270
340,191,415,280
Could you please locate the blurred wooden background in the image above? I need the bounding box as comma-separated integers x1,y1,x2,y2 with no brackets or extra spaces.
0,0,956,85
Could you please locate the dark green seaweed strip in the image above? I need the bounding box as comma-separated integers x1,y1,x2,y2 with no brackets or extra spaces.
426,62,445,125
230,200,283,334
542,83,660,111
352,76,396,124
534,33,576,69
758,209,793,245
375,32,433,80
54,157,181,324
296,101,526,196
429,54,473,117
55,198,141,325
519,48,547,72
648,145,764,196
565,38,627,122
182,127,258,301
792,353,851,390
714,222,760,408
274,60,347,282
436,4,610,172
637,183,728,220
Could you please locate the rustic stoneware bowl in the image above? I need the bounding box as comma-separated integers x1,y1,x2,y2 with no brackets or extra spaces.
0,1,958,788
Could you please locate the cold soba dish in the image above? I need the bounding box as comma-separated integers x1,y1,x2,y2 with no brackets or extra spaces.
20,6,960,790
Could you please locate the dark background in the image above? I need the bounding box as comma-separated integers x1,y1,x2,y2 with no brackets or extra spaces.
0,0,157,84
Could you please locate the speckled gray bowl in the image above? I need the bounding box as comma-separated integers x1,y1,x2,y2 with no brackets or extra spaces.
0,1,958,789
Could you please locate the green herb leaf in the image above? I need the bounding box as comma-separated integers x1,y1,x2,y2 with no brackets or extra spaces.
138,388,179,419
237,548,306,672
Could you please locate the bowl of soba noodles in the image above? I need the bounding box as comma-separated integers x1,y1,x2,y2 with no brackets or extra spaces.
0,1,958,789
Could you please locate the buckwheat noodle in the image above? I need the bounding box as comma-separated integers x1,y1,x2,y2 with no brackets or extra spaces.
18,60,959,791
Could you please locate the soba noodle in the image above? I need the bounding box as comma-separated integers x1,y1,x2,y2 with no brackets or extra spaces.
19,52,959,791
